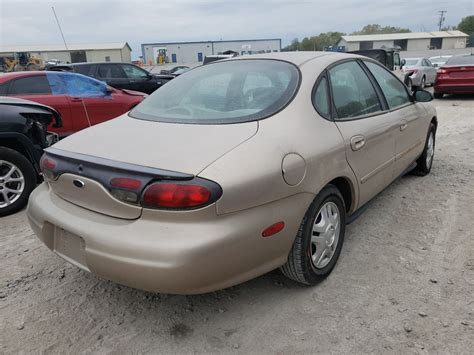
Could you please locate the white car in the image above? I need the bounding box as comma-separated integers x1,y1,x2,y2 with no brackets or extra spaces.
402,57,437,89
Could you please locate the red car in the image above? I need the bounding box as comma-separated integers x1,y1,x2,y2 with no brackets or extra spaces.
0,71,146,136
434,54,474,98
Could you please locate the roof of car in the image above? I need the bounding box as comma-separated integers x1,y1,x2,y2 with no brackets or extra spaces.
217,51,358,66
0,70,88,84
57,62,137,67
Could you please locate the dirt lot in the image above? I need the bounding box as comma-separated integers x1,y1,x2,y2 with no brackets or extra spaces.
1,95,473,354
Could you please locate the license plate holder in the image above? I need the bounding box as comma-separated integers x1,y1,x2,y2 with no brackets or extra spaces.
54,227,89,271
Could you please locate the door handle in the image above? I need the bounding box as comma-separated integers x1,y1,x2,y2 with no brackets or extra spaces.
400,120,408,131
70,97,83,102
350,135,366,151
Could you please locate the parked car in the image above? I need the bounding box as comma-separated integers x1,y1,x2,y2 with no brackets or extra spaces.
27,52,437,294
434,54,474,98
0,71,146,137
159,66,190,75
429,55,452,68
0,97,62,216
203,54,237,65
50,62,174,94
401,57,437,89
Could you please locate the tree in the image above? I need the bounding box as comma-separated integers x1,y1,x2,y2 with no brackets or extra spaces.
282,32,345,51
457,15,474,36
351,24,411,35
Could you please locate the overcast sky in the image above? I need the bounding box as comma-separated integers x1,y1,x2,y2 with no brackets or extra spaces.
1,0,472,58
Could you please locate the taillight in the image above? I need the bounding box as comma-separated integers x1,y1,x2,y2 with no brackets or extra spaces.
437,69,447,74
110,177,142,203
40,155,58,180
110,177,141,190
142,180,221,209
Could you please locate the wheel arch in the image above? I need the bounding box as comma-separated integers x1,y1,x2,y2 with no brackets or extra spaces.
327,176,356,214
430,116,438,132
0,133,41,176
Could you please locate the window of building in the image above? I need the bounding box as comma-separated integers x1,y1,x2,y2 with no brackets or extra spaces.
360,41,374,50
430,38,443,49
394,39,408,51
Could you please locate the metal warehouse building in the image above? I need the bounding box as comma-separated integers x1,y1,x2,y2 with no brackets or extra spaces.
337,31,468,52
141,39,281,66
0,42,132,63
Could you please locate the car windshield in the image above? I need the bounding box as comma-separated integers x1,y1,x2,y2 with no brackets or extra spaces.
130,59,300,124
446,55,474,65
404,59,419,66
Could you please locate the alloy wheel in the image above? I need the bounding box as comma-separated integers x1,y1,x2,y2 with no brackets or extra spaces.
0,160,25,208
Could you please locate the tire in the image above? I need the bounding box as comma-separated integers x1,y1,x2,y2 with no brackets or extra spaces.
421,76,426,89
0,147,36,217
434,92,444,99
412,123,436,176
281,185,346,285
406,78,413,92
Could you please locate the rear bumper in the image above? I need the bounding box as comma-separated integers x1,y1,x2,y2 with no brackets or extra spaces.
434,83,474,94
27,183,312,294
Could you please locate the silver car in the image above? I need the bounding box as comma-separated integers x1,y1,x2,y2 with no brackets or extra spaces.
402,57,437,89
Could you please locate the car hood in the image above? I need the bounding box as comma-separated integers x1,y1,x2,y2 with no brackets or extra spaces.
51,114,258,175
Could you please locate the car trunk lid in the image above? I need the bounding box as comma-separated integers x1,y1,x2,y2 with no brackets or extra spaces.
43,114,258,218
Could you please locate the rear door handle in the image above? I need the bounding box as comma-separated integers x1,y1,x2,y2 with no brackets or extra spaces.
400,120,408,131
70,97,83,102
350,135,366,151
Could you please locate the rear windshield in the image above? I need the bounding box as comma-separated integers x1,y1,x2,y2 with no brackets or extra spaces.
430,57,449,64
446,55,474,65
130,59,300,124
403,59,419,66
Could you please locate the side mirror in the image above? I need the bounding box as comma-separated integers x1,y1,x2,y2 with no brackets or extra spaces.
400,58,406,68
414,89,433,102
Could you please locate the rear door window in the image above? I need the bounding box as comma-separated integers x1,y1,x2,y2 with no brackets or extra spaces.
8,75,52,95
74,64,97,77
97,64,126,79
121,64,149,79
328,61,382,119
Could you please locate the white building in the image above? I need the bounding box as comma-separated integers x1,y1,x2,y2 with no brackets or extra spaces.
337,31,468,52
141,39,281,66
0,42,132,63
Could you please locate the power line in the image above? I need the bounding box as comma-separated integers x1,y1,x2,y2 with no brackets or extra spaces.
438,10,447,31
52,6,68,50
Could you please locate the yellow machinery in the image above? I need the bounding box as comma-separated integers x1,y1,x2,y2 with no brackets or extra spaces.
0,52,44,72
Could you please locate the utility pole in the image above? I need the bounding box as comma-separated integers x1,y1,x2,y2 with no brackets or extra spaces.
52,6,68,50
438,10,447,31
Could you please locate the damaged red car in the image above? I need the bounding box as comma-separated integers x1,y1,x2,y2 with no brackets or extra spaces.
0,71,146,136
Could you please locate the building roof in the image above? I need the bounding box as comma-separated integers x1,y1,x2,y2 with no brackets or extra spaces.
0,42,131,53
340,31,468,42
141,38,282,46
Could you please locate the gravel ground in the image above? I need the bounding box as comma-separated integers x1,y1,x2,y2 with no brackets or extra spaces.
1,95,473,354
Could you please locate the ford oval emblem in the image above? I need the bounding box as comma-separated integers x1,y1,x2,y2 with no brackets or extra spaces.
73,179,85,188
